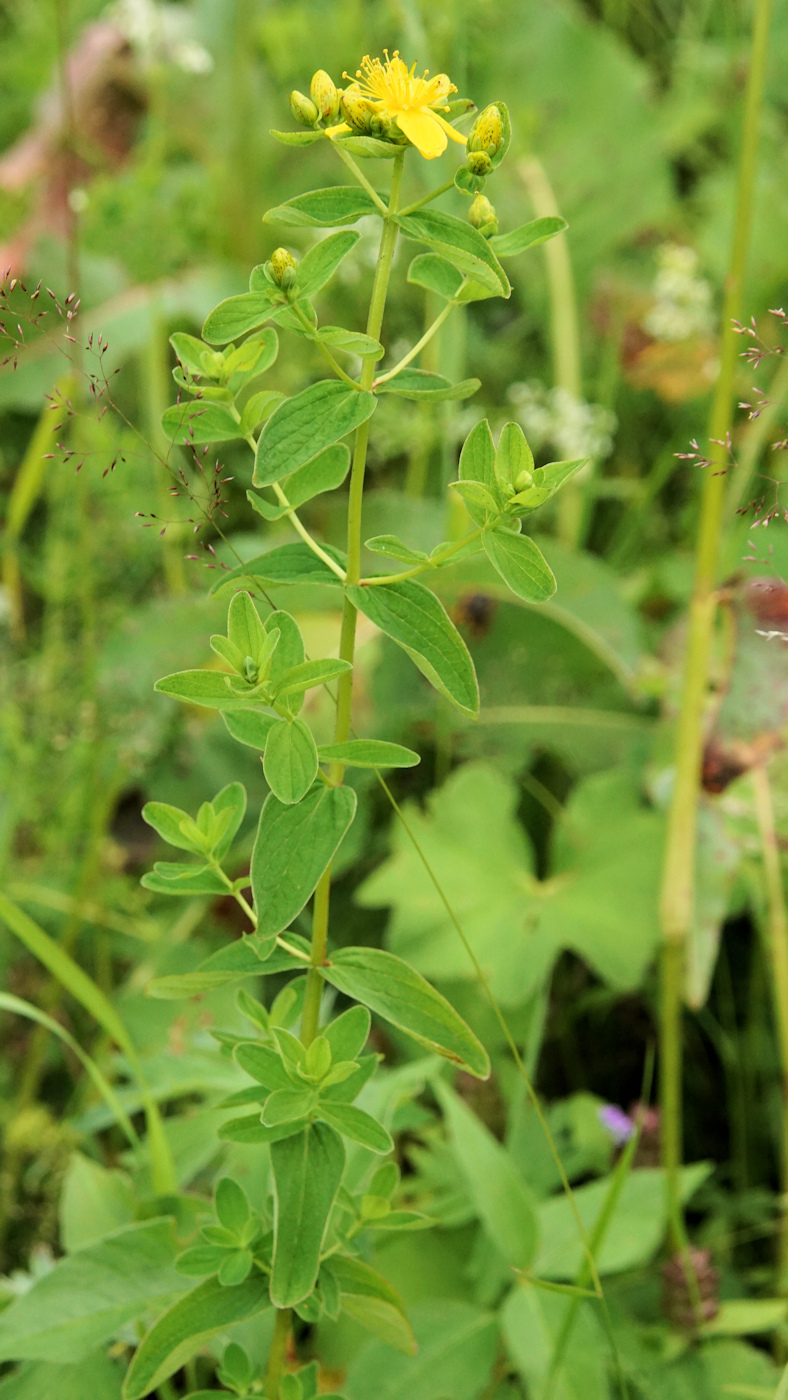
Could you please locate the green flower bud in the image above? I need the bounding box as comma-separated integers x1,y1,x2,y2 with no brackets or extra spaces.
270,247,298,289
470,103,503,156
514,468,533,492
468,193,498,234
369,110,391,138
466,150,492,177
340,85,377,132
290,89,319,126
310,69,340,122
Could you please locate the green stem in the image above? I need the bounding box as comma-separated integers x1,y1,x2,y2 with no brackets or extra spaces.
658,0,772,1251
752,763,788,1293
243,431,346,579
292,303,360,389
373,299,457,386
397,177,456,218
330,140,389,213
300,149,406,1050
263,1306,292,1399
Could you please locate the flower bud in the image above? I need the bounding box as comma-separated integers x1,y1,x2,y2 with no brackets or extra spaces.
270,247,298,290
369,111,391,138
469,103,503,157
468,194,498,235
310,69,340,122
340,85,377,132
290,89,319,126
514,468,533,492
466,150,492,177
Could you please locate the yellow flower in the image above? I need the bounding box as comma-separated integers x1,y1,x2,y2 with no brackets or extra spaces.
337,51,467,160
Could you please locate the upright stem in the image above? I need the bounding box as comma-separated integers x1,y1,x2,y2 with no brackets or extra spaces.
752,763,788,1292
263,1306,292,1399
300,153,405,1040
658,0,772,1248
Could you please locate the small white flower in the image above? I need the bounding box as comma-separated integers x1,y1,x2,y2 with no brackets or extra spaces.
642,243,714,343
507,381,616,463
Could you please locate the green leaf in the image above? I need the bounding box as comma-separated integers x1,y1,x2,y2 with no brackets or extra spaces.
316,327,384,358
270,657,352,701
202,290,280,345
247,445,351,522
457,419,497,527
234,1042,294,1090
254,381,376,488
240,389,285,434
153,670,246,710
703,1300,788,1336
0,1220,184,1364
222,709,279,751
218,1116,305,1145
397,209,510,297
251,785,357,948
434,1082,539,1269
122,1275,271,1400
223,326,280,385
212,781,247,860
323,1005,371,1061
317,1101,393,1154
218,1250,253,1286
450,480,499,517
269,127,326,146
365,535,428,563
170,332,216,377
160,402,243,445
321,947,489,1079
262,1087,314,1125
263,718,319,804
345,1299,497,1400
317,740,420,769
141,802,200,853
292,231,361,299
266,609,307,716
407,254,464,300
494,422,534,492
347,579,479,717
227,593,264,659
502,1284,610,1400
491,215,567,259
0,1351,125,1400
269,1123,345,1307
141,867,228,897
376,370,480,402
175,1245,227,1277
145,938,311,999
264,187,381,227
211,543,347,594
60,1154,136,1252
482,529,557,603
334,134,401,159
214,1178,250,1235
326,1256,415,1356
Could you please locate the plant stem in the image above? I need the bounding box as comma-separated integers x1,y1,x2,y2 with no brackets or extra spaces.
292,303,360,389
397,177,456,218
658,0,772,1251
330,141,389,213
374,299,456,385
752,763,788,1292
263,1306,292,1399
518,157,582,547
299,150,405,1049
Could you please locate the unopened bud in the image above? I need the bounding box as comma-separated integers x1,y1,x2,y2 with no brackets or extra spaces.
467,150,492,177
340,85,377,132
369,111,391,138
270,247,298,289
310,69,340,122
290,89,319,126
470,104,503,157
468,194,498,235
514,468,533,491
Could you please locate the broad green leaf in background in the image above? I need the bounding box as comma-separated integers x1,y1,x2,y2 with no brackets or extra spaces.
251,784,357,950
345,1300,498,1400
0,1220,184,1364
291,230,361,299
59,1154,135,1252
263,186,382,227
407,254,464,300
502,1283,611,1400
202,290,279,345
122,1275,271,1400
263,718,319,804
0,1350,124,1400
253,381,376,487
269,1122,345,1307
160,401,244,444
326,1256,416,1355
247,445,350,522
435,1082,539,1270
145,937,311,999
211,543,347,593
491,215,568,258
321,946,490,1079
376,370,481,402
482,528,557,603
397,210,510,296
347,579,479,717
318,740,420,769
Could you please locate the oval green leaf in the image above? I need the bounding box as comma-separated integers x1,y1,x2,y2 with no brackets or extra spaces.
251,784,357,947
264,187,381,228
161,402,243,445
269,1123,345,1308
397,209,510,297
253,380,376,488
263,718,319,805
317,740,420,769
482,529,557,603
202,290,279,346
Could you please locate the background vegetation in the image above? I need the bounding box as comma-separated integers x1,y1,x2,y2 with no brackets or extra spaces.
2,0,788,1396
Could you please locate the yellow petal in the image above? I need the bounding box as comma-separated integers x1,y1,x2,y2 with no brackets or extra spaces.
431,112,468,146
395,108,447,159
325,122,352,140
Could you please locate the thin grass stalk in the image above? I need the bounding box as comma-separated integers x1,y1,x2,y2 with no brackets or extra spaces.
658,0,773,1251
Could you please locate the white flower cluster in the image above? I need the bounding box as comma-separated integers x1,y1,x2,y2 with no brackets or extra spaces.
507,382,617,463
642,243,714,344
106,0,214,74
